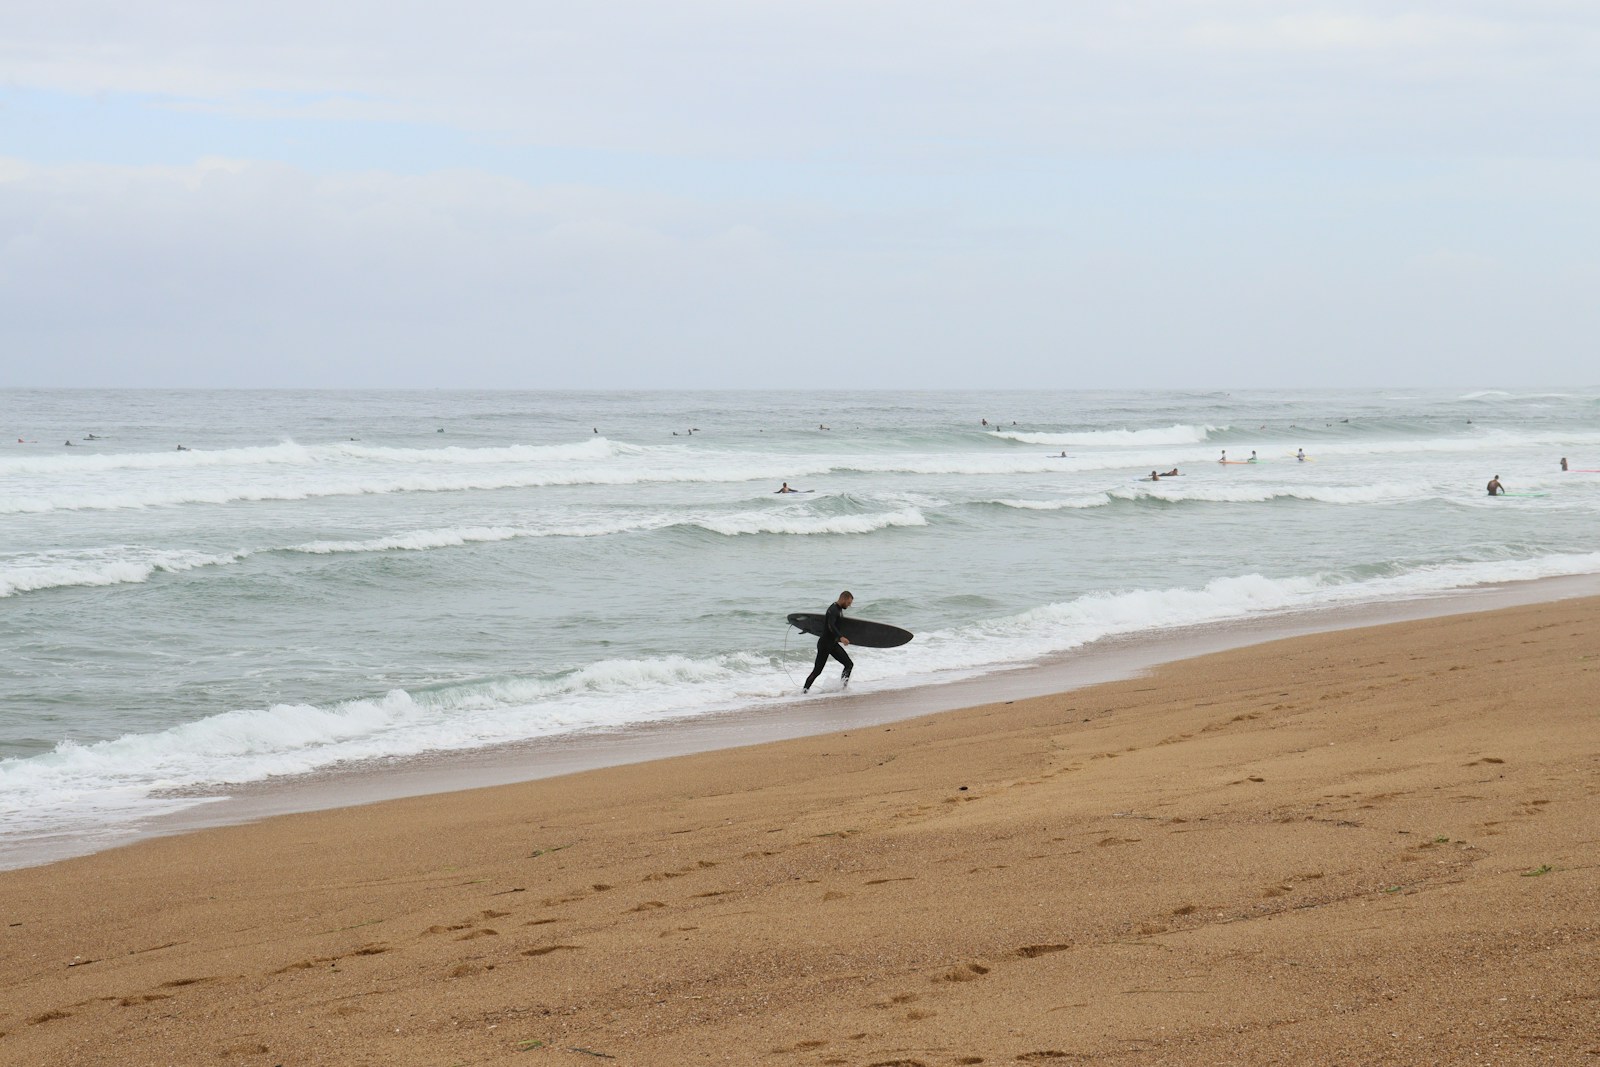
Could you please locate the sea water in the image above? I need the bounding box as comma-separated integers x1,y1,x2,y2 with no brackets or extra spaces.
3,388,1598,865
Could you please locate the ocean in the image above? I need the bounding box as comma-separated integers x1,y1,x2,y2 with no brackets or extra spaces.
3,388,1597,868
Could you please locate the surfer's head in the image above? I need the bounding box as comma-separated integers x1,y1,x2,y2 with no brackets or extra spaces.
838,591,853,606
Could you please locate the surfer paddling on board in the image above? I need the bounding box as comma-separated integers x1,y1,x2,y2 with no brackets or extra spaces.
803,591,854,693
776,482,799,493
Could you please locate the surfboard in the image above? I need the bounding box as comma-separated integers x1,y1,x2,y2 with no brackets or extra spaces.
1565,469,1600,473
787,612,914,648
1494,492,1548,498
1218,460,1251,465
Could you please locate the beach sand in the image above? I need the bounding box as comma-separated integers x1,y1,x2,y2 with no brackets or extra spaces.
2,599,1597,1066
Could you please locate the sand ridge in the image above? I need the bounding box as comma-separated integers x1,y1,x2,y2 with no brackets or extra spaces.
2,598,1597,1065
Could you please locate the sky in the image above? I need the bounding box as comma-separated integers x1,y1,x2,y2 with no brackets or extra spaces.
2,1,1597,389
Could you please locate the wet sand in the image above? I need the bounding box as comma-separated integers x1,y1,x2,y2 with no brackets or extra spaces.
2,597,1597,1065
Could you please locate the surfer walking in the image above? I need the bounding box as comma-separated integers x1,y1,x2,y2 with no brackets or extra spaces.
804,591,854,693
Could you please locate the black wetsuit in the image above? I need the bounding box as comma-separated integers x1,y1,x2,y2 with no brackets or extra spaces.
804,601,854,690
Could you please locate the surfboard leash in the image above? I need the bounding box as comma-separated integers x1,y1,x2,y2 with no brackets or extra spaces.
779,622,804,689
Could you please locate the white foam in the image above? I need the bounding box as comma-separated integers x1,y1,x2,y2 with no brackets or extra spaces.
0,650,789,842
986,496,1111,510
0,547,247,597
689,508,926,536
289,526,546,554
1110,482,1433,506
0,437,625,477
0,449,824,514
992,424,1219,446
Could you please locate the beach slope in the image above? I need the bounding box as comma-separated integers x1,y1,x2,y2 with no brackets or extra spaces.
2,599,1597,1065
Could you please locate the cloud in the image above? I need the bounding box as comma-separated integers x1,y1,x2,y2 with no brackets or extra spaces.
4,2,1598,157
2,5,1598,387
2,153,1596,388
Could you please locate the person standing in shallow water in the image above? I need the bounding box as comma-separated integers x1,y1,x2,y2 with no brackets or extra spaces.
804,591,854,693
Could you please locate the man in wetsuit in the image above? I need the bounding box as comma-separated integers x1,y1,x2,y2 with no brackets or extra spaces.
803,591,854,693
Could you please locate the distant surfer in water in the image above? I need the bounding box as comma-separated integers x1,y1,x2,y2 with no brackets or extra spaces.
1296,448,1306,462
1487,475,1504,496
803,591,854,693
776,482,799,493
1560,457,1568,471
1248,451,1258,463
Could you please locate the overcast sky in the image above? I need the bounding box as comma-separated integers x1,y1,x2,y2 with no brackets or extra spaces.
2,2,1597,389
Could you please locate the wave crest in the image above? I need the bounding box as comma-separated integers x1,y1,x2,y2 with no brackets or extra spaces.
992,424,1218,446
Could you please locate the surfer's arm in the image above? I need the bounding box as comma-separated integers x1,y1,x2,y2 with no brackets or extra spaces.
824,604,846,643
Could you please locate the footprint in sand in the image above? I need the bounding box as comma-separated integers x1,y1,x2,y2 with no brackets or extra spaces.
1016,944,1071,958
871,992,919,1009
522,944,579,957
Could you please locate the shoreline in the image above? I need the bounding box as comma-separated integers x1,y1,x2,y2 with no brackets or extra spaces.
7,570,1599,873
2,589,1595,1064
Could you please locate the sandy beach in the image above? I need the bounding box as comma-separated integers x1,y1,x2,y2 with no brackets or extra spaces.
3,598,1597,1066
